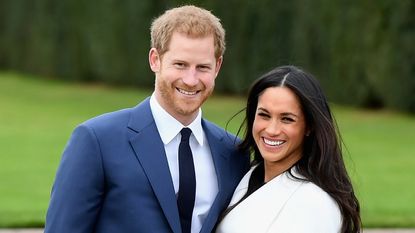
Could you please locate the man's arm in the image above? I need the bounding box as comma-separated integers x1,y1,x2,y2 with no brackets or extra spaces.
45,124,105,233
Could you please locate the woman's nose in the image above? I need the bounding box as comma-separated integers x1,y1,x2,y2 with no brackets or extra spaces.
265,120,281,135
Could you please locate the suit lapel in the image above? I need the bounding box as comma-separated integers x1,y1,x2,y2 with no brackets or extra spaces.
128,98,181,233
200,121,233,233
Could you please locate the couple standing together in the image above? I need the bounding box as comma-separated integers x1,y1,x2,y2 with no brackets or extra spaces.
45,5,361,233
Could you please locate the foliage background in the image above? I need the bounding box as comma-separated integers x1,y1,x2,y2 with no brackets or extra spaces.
1,0,414,112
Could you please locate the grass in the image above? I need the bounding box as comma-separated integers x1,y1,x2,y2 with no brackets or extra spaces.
335,107,415,227
0,72,414,228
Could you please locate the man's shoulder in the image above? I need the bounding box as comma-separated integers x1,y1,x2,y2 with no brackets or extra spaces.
83,107,133,128
202,119,239,140
202,119,224,134
81,98,151,130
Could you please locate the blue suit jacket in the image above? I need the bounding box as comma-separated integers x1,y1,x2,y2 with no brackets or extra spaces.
45,98,250,233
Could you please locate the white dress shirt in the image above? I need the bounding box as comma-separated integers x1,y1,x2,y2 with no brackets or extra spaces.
150,94,218,233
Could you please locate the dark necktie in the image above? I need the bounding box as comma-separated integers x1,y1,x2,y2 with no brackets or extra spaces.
177,128,196,233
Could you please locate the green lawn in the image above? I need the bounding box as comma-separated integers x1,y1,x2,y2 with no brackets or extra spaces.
336,107,415,227
0,72,414,228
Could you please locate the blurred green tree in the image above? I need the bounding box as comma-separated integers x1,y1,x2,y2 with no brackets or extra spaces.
0,0,414,112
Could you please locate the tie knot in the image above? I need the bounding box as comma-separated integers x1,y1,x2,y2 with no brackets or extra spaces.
180,128,192,143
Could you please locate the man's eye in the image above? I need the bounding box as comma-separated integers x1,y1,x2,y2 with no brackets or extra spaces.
198,66,211,72
174,63,185,68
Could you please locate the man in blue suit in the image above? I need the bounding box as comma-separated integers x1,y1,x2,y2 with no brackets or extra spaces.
45,5,250,233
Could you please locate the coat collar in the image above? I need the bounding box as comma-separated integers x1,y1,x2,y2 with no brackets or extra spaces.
128,98,181,233
218,167,304,233
128,98,235,233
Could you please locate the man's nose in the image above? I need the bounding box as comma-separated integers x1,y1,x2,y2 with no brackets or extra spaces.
182,68,198,86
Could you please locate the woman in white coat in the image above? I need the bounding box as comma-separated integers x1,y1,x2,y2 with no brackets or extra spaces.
216,66,361,233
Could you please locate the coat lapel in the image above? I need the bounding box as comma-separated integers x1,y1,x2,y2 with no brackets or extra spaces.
200,121,234,233
217,169,303,233
128,98,181,233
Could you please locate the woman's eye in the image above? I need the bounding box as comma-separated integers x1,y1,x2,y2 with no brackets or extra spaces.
257,112,269,118
282,117,295,123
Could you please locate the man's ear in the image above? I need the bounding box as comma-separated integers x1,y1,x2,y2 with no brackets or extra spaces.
149,48,160,72
214,56,223,77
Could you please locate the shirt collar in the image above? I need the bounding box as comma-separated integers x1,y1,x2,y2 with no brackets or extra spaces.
150,93,204,146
